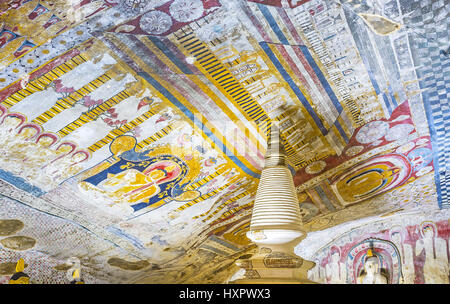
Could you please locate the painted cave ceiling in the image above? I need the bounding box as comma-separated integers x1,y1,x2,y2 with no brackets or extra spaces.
0,0,449,284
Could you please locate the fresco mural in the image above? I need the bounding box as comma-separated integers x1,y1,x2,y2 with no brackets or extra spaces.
0,0,448,283
108,0,222,36
0,0,119,68
0,195,151,284
78,136,203,214
347,238,401,284
294,101,430,187
307,215,450,284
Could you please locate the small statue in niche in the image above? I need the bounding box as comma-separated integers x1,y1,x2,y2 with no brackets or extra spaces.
357,249,388,284
9,258,29,284
66,257,84,284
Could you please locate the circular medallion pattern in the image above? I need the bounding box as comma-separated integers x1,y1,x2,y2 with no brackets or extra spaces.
385,124,414,142
305,160,326,175
120,0,154,14
169,0,204,22
355,121,389,144
140,10,173,35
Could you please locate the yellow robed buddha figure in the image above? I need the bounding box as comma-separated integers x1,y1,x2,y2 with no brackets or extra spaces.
9,259,29,284
99,163,180,204
66,257,85,284
79,135,198,213
335,164,401,203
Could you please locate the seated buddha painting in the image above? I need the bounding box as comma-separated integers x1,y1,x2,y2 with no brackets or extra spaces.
330,153,413,206
78,135,201,214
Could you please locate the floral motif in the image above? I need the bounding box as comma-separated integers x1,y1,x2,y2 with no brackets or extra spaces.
156,113,171,124
52,79,75,94
204,156,216,167
119,0,161,14
169,0,204,22
139,10,173,35
305,160,326,175
137,96,154,110
82,95,103,108
99,107,127,128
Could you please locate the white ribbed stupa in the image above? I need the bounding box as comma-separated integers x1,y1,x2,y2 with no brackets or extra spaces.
231,122,316,284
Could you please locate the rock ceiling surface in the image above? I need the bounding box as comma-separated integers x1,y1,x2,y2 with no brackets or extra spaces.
0,0,448,283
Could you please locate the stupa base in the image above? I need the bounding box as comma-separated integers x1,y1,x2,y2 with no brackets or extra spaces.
230,245,318,284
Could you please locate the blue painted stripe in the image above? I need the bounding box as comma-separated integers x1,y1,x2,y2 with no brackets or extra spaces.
366,69,381,95
343,7,384,104
299,45,343,114
138,71,260,178
315,186,336,211
334,56,347,62
334,120,349,143
388,85,398,108
382,93,392,115
107,226,145,250
0,169,46,197
260,42,327,135
389,92,398,108
421,90,443,209
199,244,229,256
147,36,193,75
209,235,240,251
257,3,289,45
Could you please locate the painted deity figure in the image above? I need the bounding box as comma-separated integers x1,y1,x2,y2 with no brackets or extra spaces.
308,261,325,283
325,246,346,283
390,227,415,284
415,222,449,284
318,265,326,283
357,250,388,284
